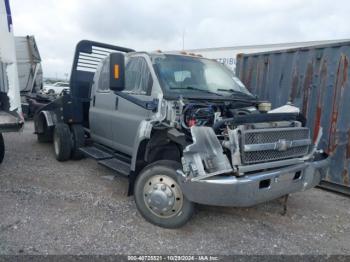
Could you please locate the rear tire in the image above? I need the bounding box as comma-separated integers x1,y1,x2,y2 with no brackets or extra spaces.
134,160,194,228
70,124,85,160
0,133,4,164
53,123,72,161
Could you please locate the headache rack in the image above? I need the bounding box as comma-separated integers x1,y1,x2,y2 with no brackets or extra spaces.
33,40,135,130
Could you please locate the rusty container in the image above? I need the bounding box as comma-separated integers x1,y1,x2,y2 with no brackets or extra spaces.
236,41,350,194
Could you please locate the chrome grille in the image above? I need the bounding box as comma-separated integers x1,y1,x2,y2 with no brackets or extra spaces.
241,127,311,164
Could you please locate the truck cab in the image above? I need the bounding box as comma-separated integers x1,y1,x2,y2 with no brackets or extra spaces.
34,40,329,228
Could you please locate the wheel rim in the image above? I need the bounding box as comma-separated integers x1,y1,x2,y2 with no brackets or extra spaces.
143,174,184,218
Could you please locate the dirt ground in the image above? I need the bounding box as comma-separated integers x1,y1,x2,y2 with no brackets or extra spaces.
0,122,349,255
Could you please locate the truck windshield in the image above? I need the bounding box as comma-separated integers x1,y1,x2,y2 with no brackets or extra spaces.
152,54,253,98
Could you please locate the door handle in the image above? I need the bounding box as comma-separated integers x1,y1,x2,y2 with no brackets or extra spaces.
115,97,119,110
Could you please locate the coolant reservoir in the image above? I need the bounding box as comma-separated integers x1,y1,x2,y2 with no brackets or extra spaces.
258,102,271,112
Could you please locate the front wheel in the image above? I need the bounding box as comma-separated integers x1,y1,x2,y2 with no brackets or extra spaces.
134,160,194,228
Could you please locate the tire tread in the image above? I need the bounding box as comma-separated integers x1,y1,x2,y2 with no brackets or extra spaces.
54,123,72,161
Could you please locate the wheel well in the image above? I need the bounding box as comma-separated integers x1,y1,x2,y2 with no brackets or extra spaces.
146,131,182,163
135,137,182,171
128,130,183,196
35,112,54,138
147,142,182,163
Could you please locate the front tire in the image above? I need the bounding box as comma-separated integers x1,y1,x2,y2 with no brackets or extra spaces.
0,133,4,164
134,160,194,228
53,123,72,161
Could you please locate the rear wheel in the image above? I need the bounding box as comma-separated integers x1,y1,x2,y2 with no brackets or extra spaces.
134,160,194,228
37,123,52,143
0,133,4,164
53,123,72,161
70,124,85,160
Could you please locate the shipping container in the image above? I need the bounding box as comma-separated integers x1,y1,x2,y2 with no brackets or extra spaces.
236,40,350,195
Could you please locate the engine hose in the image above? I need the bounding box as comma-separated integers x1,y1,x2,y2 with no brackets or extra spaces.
212,112,306,132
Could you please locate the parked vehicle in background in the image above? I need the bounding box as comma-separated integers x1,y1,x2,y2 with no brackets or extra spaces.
34,40,329,228
42,82,69,95
0,0,24,163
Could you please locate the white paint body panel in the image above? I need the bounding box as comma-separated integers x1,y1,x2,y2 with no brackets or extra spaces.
269,104,300,114
0,0,21,112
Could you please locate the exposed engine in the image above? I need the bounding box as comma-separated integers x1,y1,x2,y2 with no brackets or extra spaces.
181,104,215,129
167,99,313,180
179,101,259,135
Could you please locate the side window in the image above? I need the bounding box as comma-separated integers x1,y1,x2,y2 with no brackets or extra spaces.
124,57,153,95
97,58,110,92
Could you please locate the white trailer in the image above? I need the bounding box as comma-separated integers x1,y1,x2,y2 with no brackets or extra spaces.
15,35,43,94
0,0,24,163
15,35,43,117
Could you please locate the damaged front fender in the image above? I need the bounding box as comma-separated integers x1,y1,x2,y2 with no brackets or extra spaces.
181,126,233,181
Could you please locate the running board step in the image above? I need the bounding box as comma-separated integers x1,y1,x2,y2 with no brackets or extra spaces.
98,158,130,176
79,146,113,160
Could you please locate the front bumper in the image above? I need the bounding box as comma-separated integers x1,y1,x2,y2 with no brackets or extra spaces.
177,157,329,207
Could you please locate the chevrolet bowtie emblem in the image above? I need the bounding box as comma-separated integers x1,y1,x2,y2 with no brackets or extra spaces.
275,139,292,151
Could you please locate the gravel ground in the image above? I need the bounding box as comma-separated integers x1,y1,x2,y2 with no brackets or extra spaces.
0,121,349,255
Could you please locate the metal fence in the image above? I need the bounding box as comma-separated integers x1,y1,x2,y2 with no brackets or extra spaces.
236,41,350,194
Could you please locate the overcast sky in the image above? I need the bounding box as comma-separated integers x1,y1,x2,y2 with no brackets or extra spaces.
10,0,350,78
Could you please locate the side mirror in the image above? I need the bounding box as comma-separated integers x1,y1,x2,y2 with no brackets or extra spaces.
109,52,125,91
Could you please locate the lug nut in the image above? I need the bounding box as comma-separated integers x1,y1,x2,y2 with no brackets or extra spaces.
153,185,158,190
161,185,166,191
167,192,173,197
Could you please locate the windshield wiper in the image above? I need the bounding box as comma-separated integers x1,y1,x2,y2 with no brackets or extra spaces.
172,86,223,96
217,88,257,100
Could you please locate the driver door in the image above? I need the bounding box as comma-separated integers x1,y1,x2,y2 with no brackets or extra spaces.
89,55,154,156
